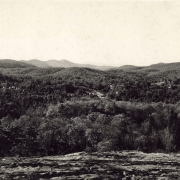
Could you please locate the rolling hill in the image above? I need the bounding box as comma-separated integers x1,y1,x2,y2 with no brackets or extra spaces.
117,62,180,79
22,59,114,70
0,59,35,68
22,59,50,68
1,59,113,71
45,59,77,68
1,59,180,79
118,62,180,72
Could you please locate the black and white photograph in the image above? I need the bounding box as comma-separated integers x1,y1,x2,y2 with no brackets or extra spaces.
1,0,180,179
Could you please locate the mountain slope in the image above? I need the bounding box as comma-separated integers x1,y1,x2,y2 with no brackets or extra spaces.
78,64,114,71
22,59,114,70
23,59,50,68
119,62,180,71
147,62,180,71
0,59,35,68
46,59,77,68
106,62,180,80
52,67,105,78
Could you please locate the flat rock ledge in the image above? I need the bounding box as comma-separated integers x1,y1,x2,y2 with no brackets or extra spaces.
1,151,180,180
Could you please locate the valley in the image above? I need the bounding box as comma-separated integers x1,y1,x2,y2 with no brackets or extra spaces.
1,60,180,179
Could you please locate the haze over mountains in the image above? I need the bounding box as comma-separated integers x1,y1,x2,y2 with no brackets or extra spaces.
1,59,180,79
118,62,180,74
0,59,35,68
20,59,114,71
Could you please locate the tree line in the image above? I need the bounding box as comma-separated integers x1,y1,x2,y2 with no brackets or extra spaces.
0,67,180,156
1,100,180,156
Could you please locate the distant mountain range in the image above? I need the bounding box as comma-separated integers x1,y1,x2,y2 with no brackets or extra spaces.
118,62,180,71
0,59,35,68
110,62,180,79
1,59,180,79
116,62,180,73
21,59,50,68
20,59,114,71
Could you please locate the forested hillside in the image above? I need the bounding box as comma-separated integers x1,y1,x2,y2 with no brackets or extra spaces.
0,60,35,68
1,64,180,157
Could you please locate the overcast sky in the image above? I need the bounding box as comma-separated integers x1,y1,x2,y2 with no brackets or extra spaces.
0,0,180,66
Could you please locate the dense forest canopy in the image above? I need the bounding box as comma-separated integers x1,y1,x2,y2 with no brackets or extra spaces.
1,62,180,156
